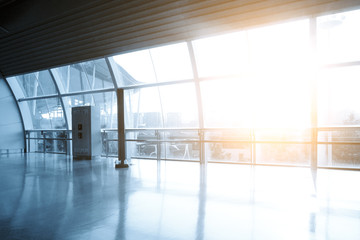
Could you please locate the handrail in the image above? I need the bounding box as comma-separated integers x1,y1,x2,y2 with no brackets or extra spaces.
100,126,360,132
25,128,360,161
25,129,70,132
27,137,72,141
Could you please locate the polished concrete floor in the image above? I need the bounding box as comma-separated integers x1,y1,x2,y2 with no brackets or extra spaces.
0,153,359,240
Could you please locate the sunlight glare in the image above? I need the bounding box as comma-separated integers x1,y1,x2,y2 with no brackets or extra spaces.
199,19,312,128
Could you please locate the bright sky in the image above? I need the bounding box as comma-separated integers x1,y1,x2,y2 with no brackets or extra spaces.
111,9,360,129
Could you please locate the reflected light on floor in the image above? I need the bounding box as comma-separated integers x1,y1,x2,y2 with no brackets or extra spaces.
0,153,359,239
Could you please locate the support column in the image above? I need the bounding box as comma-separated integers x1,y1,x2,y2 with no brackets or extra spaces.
48,70,70,154
116,88,129,168
187,41,205,164
310,17,318,170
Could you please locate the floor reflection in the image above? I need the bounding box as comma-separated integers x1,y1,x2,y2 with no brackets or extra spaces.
0,153,359,239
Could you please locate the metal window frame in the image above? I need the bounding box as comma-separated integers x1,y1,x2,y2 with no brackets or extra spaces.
20,9,360,170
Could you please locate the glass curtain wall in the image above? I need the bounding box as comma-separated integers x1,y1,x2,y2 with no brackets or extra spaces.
193,19,312,165
5,8,360,168
8,59,117,154
7,71,66,130
316,9,360,168
110,42,199,161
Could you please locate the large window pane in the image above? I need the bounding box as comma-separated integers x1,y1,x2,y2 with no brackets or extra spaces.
125,130,160,158
318,144,360,168
205,129,252,163
126,130,158,141
125,129,199,160
125,87,162,128
29,131,68,154
193,19,309,78
112,42,193,87
150,42,193,82
318,66,360,126
163,130,199,161
62,91,117,129
45,131,67,153
318,128,360,142
318,127,360,168
93,92,117,129
255,128,311,142
192,31,249,78
52,59,114,93
248,19,310,71
8,71,57,98
201,76,310,128
317,9,360,64
29,139,44,152
159,83,198,128
24,97,66,129
127,141,161,159
252,73,311,128
256,143,310,166
205,129,251,141
28,132,45,152
201,78,252,128
102,130,118,156
111,49,156,86
125,83,198,129
206,143,251,163
247,20,311,128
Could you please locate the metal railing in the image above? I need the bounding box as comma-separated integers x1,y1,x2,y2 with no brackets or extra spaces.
25,126,360,169
25,130,72,154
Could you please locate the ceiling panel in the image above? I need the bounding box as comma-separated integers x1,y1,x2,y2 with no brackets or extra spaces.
0,0,359,77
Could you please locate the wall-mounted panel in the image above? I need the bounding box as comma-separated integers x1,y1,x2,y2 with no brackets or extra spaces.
0,78,24,151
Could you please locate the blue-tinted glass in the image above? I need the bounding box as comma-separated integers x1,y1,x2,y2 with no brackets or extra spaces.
111,42,193,87
23,97,66,129
124,83,198,129
52,59,113,93
8,71,57,98
124,87,162,128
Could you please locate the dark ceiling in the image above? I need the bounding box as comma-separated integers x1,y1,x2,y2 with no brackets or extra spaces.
0,0,359,77
0,0,90,36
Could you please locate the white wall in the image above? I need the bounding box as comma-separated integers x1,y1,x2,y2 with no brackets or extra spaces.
0,77,24,152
